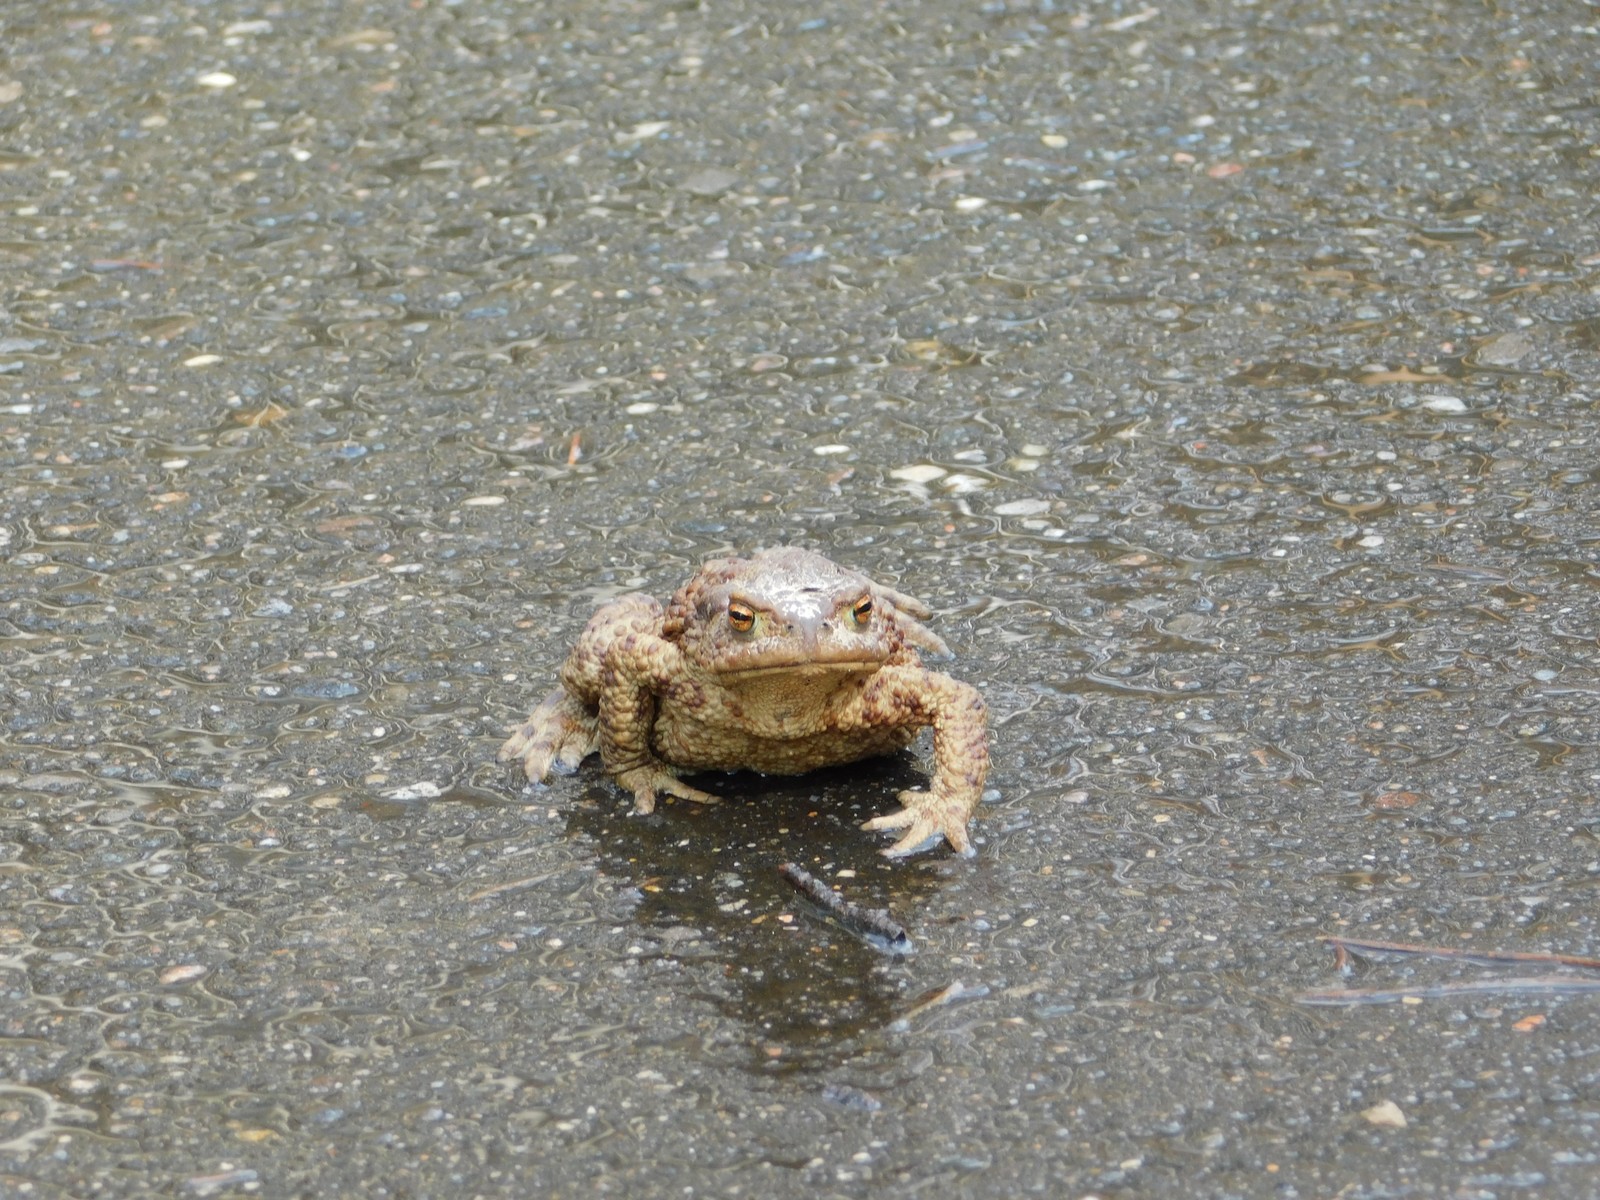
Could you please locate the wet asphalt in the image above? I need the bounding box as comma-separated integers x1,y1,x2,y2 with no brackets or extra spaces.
2,1,1599,1197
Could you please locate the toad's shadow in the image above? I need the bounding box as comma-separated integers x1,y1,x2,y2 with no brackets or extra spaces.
564,753,956,1055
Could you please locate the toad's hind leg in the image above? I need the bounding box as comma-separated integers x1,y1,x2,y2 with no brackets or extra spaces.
610,763,719,815
498,687,599,783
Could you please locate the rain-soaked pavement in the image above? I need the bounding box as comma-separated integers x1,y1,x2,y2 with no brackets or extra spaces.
3,0,1599,1196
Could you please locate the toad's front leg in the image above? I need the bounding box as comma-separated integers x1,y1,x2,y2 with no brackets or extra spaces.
856,667,989,857
596,646,719,814
498,687,599,783
499,591,667,786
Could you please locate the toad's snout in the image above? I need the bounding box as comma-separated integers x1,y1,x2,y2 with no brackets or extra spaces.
788,609,827,650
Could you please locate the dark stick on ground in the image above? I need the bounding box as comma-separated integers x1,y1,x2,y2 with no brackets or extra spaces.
778,862,913,956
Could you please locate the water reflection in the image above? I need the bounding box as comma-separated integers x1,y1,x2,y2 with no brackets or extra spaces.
563,757,950,1065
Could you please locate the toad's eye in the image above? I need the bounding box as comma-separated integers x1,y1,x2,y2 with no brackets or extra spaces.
851,595,874,625
727,601,756,632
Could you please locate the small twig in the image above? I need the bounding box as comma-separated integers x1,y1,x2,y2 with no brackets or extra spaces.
1299,975,1600,1007
779,862,913,956
900,979,990,1020
1324,936,1600,972
884,980,992,1033
466,871,560,902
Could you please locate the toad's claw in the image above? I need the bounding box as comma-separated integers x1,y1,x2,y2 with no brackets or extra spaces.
614,765,720,815
863,788,975,858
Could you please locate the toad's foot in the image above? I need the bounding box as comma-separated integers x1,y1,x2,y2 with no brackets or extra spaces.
498,689,599,782
863,787,976,858
612,764,721,815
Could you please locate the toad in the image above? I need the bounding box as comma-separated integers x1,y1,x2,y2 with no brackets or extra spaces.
498,548,989,856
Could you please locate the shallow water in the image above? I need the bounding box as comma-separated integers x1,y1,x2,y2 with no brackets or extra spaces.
3,0,1599,1195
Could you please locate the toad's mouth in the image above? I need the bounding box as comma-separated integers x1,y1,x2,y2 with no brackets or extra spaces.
709,651,889,677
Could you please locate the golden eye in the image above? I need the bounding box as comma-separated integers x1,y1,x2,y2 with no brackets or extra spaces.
851,595,874,625
727,601,756,632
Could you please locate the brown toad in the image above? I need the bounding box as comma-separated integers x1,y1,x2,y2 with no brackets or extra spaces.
497,547,989,856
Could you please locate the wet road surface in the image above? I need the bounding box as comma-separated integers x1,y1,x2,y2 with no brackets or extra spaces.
3,1,1599,1196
